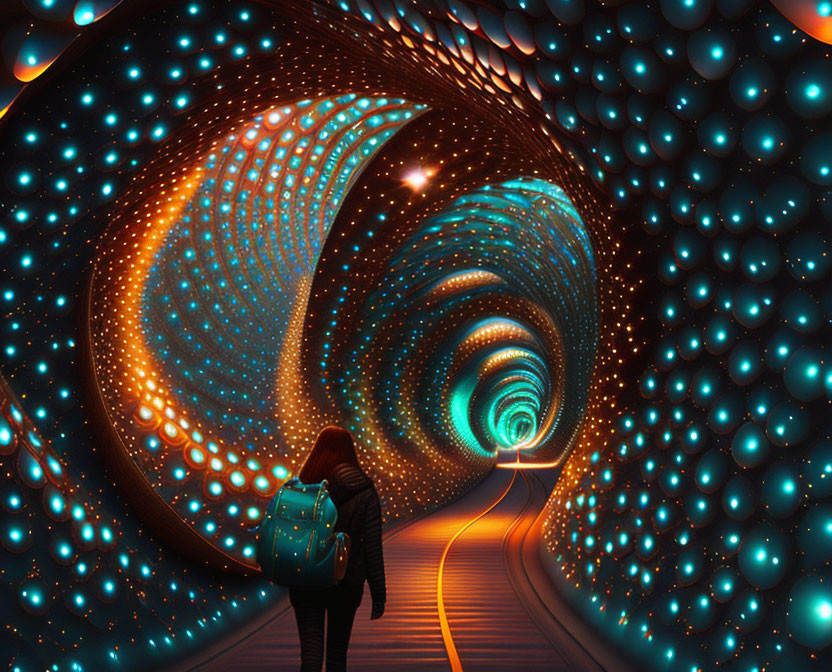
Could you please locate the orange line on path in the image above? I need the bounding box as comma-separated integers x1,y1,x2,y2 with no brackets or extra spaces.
436,470,517,672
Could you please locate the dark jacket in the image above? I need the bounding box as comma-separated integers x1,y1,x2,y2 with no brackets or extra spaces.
328,464,386,604
290,464,386,606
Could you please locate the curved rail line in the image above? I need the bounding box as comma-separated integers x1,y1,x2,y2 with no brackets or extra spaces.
436,471,518,671
184,467,613,672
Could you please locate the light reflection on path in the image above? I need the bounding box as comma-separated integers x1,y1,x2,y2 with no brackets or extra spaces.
191,468,605,671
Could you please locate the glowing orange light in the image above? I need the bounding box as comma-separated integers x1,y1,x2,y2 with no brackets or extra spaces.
403,166,435,190
771,0,832,45
14,58,60,83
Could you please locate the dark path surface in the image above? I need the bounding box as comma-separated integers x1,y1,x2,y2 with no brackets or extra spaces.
190,468,608,672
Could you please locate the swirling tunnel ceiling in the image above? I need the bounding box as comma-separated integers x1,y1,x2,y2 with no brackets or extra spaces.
0,1,830,671
88,86,598,568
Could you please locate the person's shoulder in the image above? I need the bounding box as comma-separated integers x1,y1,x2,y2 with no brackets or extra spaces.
330,463,373,493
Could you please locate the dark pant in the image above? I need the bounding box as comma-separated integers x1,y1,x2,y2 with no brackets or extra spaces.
291,586,363,672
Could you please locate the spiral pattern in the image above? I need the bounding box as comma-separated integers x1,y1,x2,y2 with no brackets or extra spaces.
89,82,596,568
0,1,620,667
310,176,596,465
2,1,832,671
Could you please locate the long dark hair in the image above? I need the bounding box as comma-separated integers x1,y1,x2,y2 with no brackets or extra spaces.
298,426,362,484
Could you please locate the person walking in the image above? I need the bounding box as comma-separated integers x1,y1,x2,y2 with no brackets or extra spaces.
289,426,386,672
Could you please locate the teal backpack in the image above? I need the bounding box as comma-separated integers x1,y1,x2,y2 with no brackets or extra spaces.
256,478,350,589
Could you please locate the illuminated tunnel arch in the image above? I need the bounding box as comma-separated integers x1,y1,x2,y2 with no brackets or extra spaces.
85,83,598,569
0,1,830,671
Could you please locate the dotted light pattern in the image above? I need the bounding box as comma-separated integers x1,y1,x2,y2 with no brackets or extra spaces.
5,1,831,672
347,177,597,464
321,1,832,670
1,1,125,119
0,3,309,670
0,1,630,669
0,371,281,672
771,0,832,45
299,175,598,515
90,94,423,569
